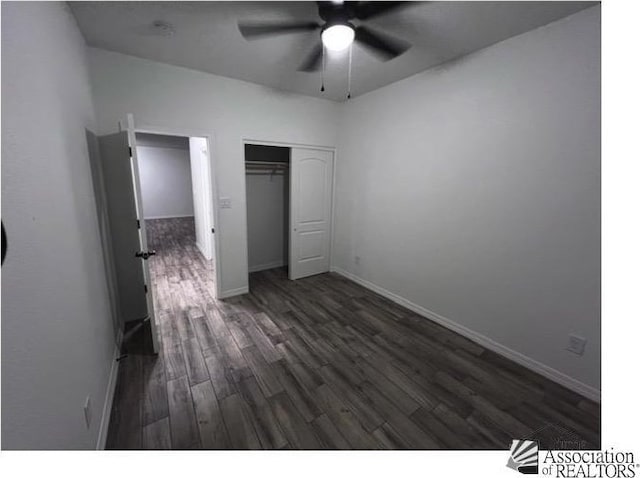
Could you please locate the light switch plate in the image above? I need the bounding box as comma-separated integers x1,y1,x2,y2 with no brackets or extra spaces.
219,197,232,209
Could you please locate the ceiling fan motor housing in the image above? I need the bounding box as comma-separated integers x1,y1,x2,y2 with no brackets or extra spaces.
318,1,358,29
321,21,355,34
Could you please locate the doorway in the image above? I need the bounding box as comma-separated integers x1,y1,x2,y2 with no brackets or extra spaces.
134,131,217,311
90,117,219,354
135,132,214,261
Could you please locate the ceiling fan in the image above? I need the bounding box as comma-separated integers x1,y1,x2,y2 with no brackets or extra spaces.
238,1,413,73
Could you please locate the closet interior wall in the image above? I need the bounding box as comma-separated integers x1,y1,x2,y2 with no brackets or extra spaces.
245,144,290,273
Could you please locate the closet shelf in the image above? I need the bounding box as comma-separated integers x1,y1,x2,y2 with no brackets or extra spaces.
245,160,289,175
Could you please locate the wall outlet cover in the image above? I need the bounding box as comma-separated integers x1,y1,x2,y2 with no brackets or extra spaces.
566,334,587,356
219,197,232,209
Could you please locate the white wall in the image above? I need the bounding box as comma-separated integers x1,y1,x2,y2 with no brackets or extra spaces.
334,7,601,394
137,145,194,219
1,2,116,449
246,172,289,272
88,48,340,296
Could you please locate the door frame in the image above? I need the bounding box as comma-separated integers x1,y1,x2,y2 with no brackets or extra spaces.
241,138,337,291
135,122,221,299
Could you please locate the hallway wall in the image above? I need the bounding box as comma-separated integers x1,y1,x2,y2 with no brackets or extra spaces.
137,144,195,219
1,2,116,449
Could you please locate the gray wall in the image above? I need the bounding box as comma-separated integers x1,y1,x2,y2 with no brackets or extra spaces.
1,2,116,448
334,7,601,393
246,174,289,272
137,142,194,219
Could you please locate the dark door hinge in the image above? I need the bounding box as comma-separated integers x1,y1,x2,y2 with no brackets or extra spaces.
144,284,148,293
129,146,133,157
211,228,215,234
137,219,141,229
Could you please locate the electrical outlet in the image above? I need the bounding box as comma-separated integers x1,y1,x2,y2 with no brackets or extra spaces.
219,197,232,209
566,334,587,356
354,255,361,265
83,395,92,429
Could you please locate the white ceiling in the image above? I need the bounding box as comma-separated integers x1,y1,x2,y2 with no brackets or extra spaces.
70,1,597,102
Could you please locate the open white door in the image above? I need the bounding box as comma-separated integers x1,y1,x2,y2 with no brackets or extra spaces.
98,114,159,353
289,148,334,280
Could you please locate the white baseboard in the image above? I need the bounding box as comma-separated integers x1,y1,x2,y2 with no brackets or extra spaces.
96,330,122,450
218,285,249,299
195,240,208,260
248,260,286,273
144,214,195,220
330,266,601,403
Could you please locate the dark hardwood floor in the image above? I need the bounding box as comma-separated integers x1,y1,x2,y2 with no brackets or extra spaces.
106,217,600,450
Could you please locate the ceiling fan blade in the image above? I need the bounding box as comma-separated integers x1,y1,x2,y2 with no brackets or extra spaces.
238,21,320,40
354,1,411,21
354,25,410,61
298,42,323,72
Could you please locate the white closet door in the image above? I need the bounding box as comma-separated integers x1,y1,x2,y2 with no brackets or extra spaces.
289,148,334,280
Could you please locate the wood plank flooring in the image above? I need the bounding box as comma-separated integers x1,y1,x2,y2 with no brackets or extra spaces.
106,217,600,450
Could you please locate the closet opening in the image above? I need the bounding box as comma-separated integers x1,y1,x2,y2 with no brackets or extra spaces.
244,141,334,288
244,143,290,279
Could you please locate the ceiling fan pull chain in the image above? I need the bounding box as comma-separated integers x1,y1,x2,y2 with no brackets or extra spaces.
347,43,353,99
320,44,326,92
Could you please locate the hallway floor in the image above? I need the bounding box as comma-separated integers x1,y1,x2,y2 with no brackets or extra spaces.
106,217,600,449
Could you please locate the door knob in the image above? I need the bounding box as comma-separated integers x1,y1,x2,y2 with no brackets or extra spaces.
135,250,157,260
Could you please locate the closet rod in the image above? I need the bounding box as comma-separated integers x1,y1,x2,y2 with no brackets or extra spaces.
246,171,287,175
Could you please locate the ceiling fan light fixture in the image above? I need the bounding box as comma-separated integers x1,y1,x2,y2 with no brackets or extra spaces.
321,24,355,52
